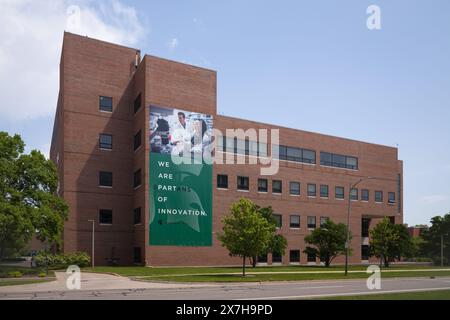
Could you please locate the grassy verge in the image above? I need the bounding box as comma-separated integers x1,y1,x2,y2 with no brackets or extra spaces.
0,279,54,287
318,289,450,300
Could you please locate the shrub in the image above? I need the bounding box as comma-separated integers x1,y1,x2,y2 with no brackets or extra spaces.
38,272,47,277
35,252,91,269
8,271,23,278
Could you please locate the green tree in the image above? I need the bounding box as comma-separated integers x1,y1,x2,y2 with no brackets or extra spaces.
217,198,274,276
303,218,349,267
420,214,450,265
369,217,413,267
0,132,68,259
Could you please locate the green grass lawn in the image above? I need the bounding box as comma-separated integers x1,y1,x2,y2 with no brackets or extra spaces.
318,289,450,300
0,278,54,287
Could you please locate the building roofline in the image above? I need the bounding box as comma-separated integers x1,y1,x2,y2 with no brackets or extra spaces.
63,31,141,53
144,54,217,73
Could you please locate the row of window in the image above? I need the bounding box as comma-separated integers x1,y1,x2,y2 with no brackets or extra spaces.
99,130,142,151
99,170,142,189
217,175,396,204
99,207,143,225
258,250,317,263
99,94,142,114
272,214,328,229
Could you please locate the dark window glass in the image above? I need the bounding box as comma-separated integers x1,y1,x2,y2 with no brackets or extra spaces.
237,176,249,191
307,184,316,197
235,139,246,155
99,209,112,224
134,130,142,151
361,245,370,261
99,96,113,112
133,169,142,188
302,149,316,163
361,218,370,237
273,145,316,164
307,216,316,229
320,152,358,170
99,171,113,187
133,207,142,225
272,252,282,263
335,186,344,199
320,185,329,198
320,217,328,227
257,254,268,263
388,192,396,204
361,189,369,201
134,93,142,113
375,191,383,202
273,214,282,228
133,247,142,263
217,175,228,189
307,252,316,262
99,134,112,150
290,182,300,195
350,188,358,201
290,215,300,228
289,250,300,263
258,178,268,192
272,180,282,193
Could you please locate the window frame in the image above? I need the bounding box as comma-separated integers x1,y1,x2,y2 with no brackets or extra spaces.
272,180,282,194
307,216,317,229
99,96,113,112
134,130,142,151
133,169,142,188
375,190,383,203
307,183,316,197
289,215,300,229
99,209,113,225
335,186,345,199
258,178,268,192
99,133,113,150
237,176,249,191
320,184,329,198
289,181,300,196
99,171,113,187
361,189,369,201
289,250,300,263
133,207,142,225
273,214,282,229
217,174,229,189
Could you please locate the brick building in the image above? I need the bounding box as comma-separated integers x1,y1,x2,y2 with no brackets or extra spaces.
50,32,403,266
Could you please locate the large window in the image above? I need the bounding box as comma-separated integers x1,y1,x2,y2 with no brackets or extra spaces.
134,93,142,113
388,192,396,204
272,252,282,263
217,175,228,189
99,209,112,224
99,96,113,112
133,247,142,264
99,171,113,187
361,218,370,237
134,130,142,151
375,190,383,203
273,214,282,228
257,254,268,263
290,182,300,195
361,245,370,261
133,207,142,225
307,216,316,229
350,188,358,201
99,134,112,150
258,179,268,192
320,185,329,198
289,250,300,263
272,180,282,194
133,169,142,188
335,186,344,199
307,252,316,262
307,184,316,197
274,145,316,164
290,215,300,228
320,152,358,170
361,189,369,201
237,176,249,191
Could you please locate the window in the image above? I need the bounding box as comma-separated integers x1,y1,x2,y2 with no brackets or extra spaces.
237,176,249,191
99,96,113,112
335,186,344,199
133,207,142,225
361,245,370,261
320,152,358,170
235,139,246,155
258,142,268,157
375,190,383,203
272,180,282,194
320,185,329,198
99,209,112,224
258,178,268,192
307,184,316,197
361,189,369,201
320,217,328,227
274,145,316,164
217,175,228,189
361,218,370,237
289,250,300,263
273,214,282,228
134,93,142,113
350,188,358,201
257,254,268,263
99,134,112,150
307,252,316,262
307,216,316,229
134,130,142,151
133,169,142,188
133,247,142,264
290,215,300,228
289,182,300,195
388,192,396,204
99,171,113,187
272,252,282,263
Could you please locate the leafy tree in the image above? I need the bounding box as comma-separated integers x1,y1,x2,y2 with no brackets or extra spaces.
0,132,68,259
420,213,450,265
303,218,350,267
217,198,274,276
369,217,413,267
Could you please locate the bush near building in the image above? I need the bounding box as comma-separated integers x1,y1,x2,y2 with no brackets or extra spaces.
34,252,90,269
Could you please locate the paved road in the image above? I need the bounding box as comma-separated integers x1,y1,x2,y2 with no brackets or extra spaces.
1,272,449,300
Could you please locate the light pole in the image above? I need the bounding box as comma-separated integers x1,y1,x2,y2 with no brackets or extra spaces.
345,177,374,276
88,220,95,268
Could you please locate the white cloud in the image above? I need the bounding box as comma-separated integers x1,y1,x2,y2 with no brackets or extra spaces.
421,194,449,204
168,37,179,50
0,0,146,121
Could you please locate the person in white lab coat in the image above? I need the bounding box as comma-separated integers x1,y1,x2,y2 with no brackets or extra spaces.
171,112,193,156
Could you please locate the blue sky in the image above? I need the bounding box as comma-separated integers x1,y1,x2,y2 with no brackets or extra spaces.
0,0,449,226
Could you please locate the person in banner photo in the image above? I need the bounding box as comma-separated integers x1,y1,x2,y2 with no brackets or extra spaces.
170,111,194,157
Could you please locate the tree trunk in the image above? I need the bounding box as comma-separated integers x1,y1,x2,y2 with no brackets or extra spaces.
384,255,390,268
242,256,246,277
325,260,330,267
252,256,256,268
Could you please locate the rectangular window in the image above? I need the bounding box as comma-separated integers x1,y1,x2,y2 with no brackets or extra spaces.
236,139,246,155
273,214,282,228
217,175,228,189
388,192,396,204
258,142,268,157
99,209,112,225
307,216,316,229
258,178,268,192
99,134,112,150
320,152,358,170
320,217,328,227
257,254,268,263
99,171,113,187
134,93,142,113
361,189,369,201
272,180,282,194
361,245,370,261
133,169,142,188
133,247,142,264
375,190,383,203
289,250,300,263
307,184,316,197
289,182,300,195
307,252,316,262
134,130,142,151
320,185,329,198
350,188,358,201
335,186,344,199
361,218,370,237
272,252,282,263
273,145,316,164
133,207,142,225
237,176,249,191
248,140,258,156
290,215,300,228
99,96,113,112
